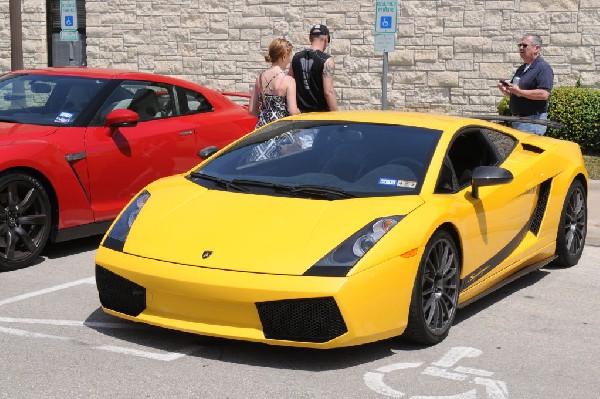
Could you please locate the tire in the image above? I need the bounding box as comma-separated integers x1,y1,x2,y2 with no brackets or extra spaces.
403,229,460,345
0,173,52,271
553,179,587,267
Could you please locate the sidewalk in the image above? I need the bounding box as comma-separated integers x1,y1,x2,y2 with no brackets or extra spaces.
588,180,600,247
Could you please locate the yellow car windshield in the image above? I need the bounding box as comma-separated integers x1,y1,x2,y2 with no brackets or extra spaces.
194,121,442,198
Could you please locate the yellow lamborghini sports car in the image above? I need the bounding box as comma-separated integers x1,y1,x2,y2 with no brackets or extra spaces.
95,111,588,349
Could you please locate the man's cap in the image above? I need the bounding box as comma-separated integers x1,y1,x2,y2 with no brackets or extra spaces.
309,24,331,42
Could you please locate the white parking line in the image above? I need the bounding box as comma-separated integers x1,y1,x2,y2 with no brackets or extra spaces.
0,316,143,329
94,345,191,361
0,325,195,362
0,277,95,307
0,277,193,362
454,366,495,377
0,325,74,341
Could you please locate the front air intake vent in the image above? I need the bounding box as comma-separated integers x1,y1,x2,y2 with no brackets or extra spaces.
256,297,347,343
95,265,146,316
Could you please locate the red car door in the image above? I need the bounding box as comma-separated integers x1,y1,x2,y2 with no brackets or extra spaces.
85,82,202,221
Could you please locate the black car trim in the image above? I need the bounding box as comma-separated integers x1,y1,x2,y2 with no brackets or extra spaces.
64,152,91,202
458,255,556,308
461,220,531,291
52,220,113,243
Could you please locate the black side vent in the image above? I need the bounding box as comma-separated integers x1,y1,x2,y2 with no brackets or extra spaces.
95,265,146,317
522,143,545,154
530,179,552,235
256,297,348,343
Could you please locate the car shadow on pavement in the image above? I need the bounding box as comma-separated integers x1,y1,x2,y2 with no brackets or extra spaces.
42,235,103,259
454,268,550,325
83,268,551,370
84,307,424,370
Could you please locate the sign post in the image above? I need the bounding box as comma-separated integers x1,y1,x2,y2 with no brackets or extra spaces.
374,0,398,110
60,0,78,65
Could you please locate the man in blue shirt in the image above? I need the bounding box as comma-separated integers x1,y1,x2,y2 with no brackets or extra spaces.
498,34,554,135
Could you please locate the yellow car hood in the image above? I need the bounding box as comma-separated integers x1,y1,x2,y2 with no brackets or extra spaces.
123,179,424,276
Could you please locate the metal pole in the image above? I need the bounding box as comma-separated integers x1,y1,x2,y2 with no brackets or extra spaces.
9,0,24,70
69,41,75,65
382,51,388,110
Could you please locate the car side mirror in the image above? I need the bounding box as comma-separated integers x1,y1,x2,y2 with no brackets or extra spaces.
105,109,139,135
198,145,219,160
471,166,513,199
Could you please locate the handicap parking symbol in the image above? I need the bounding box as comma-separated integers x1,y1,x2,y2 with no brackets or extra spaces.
65,16,74,27
364,347,509,398
380,16,393,29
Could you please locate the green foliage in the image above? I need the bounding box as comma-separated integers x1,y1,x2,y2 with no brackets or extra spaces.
496,86,600,152
497,95,510,116
546,87,600,152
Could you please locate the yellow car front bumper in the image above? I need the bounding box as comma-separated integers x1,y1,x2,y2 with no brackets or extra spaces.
95,247,422,349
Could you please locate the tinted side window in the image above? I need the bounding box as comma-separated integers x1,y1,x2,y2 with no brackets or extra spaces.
93,81,176,124
176,86,213,115
437,129,504,193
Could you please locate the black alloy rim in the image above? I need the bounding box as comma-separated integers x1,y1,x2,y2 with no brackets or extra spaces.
421,237,459,334
564,187,586,256
0,180,49,262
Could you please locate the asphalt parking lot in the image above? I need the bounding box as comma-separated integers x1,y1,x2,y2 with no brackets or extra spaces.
1,225,599,398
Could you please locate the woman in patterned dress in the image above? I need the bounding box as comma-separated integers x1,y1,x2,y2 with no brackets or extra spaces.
249,38,301,128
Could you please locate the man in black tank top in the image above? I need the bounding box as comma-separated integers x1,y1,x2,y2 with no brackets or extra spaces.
289,24,339,113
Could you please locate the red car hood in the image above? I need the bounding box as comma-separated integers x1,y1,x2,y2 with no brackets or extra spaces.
0,122,59,141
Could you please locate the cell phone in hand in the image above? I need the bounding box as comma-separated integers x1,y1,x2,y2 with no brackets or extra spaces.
499,79,510,87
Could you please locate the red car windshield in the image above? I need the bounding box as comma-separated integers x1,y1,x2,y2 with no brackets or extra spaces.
0,73,109,126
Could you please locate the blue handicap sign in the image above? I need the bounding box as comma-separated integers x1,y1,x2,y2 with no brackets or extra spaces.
380,16,392,29
65,16,74,27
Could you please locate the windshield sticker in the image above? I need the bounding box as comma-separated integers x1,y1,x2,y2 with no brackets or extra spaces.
378,178,398,186
54,112,74,124
397,180,417,188
378,178,417,188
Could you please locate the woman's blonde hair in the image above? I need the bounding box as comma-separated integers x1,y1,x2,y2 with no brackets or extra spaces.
264,38,293,63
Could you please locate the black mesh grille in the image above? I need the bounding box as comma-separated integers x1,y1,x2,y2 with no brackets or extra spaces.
95,265,146,317
256,297,347,343
530,179,552,235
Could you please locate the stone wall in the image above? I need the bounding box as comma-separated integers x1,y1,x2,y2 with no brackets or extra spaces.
0,1,10,73
5,0,600,114
3,0,47,71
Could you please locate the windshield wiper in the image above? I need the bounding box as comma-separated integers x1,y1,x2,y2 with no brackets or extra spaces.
190,172,249,193
230,179,293,192
289,184,356,199
232,180,354,199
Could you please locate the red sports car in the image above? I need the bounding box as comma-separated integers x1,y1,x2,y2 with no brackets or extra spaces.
0,67,256,271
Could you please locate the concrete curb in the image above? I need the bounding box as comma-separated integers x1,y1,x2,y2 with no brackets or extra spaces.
587,180,599,247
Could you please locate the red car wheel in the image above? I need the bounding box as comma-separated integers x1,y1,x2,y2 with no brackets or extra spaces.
0,173,52,271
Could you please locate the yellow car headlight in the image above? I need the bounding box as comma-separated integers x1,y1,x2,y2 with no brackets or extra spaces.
102,191,150,252
304,216,403,277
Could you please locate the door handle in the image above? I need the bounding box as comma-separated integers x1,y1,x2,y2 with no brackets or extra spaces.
179,130,194,136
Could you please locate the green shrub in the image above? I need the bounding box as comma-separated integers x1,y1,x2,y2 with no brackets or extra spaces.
497,95,510,116
496,86,600,152
547,87,600,152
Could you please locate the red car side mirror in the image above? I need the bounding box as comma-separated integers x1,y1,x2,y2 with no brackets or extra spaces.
105,109,139,136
